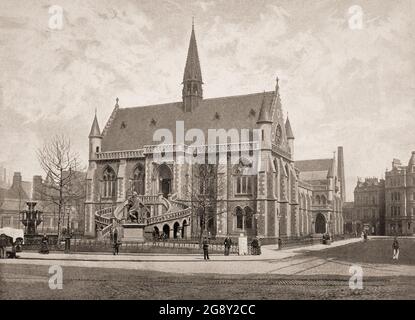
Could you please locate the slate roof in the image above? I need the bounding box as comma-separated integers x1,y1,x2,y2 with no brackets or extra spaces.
295,159,332,182
101,91,275,152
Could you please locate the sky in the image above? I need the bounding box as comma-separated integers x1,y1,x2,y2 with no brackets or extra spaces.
0,0,414,201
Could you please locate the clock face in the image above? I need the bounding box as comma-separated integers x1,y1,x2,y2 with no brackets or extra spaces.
275,124,282,145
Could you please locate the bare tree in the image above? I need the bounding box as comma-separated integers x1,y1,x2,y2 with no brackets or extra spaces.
37,134,85,240
188,163,226,241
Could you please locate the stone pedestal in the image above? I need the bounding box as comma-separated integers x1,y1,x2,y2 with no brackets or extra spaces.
238,235,248,255
122,223,146,242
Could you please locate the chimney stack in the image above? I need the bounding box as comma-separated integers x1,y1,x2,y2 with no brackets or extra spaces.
337,146,346,202
32,175,43,200
12,172,22,188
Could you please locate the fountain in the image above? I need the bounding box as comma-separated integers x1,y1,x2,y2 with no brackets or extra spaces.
21,201,42,235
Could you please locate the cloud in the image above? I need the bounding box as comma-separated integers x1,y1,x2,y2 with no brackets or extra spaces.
0,0,414,201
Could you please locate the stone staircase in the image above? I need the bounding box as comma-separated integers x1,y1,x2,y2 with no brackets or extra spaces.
94,194,191,239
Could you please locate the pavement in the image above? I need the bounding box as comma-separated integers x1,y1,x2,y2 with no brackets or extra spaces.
1,237,414,277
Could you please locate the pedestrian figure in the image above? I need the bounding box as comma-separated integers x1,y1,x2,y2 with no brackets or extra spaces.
39,234,49,254
392,237,400,260
113,229,120,255
224,236,232,256
251,237,261,255
203,237,210,260
278,238,283,250
0,234,7,259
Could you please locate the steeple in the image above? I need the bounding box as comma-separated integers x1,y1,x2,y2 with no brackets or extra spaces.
89,111,101,138
182,21,203,112
285,116,294,139
285,115,295,158
89,111,102,161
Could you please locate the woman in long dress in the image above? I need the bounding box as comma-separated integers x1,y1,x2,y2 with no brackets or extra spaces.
39,234,49,254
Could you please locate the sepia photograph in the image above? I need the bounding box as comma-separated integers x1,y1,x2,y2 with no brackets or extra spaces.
0,0,414,308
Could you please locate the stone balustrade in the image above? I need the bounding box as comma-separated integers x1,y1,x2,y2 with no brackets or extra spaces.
96,149,145,160
146,208,191,225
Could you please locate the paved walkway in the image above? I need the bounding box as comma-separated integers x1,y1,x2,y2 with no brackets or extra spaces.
1,237,413,277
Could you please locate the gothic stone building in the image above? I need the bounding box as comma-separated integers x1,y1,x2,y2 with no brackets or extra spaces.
85,25,345,242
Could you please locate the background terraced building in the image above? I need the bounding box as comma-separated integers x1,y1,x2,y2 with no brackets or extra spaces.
85,24,345,243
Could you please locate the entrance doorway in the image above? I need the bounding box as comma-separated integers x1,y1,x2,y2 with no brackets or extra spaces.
173,222,180,239
162,224,170,239
158,164,172,198
315,213,326,234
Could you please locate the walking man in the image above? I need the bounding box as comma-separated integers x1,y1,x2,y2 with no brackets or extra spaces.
0,234,6,259
113,228,120,256
203,237,210,261
224,236,232,256
392,237,400,260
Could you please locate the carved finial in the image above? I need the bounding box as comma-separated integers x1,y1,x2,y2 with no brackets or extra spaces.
94,107,97,116
275,76,280,92
192,16,195,29
115,97,119,107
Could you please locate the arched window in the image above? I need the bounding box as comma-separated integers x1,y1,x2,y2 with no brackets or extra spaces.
103,167,116,198
316,195,321,205
321,195,327,205
236,207,243,229
132,164,145,195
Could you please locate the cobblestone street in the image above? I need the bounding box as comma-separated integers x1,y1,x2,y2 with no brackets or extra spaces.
1,238,415,299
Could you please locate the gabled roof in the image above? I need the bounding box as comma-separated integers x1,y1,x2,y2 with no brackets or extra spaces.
295,159,332,182
295,159,332,172
101,91,275,151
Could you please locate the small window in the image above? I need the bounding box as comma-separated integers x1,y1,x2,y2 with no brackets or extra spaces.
96,146,100,153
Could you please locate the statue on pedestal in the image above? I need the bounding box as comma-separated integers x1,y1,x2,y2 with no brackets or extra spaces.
126,192,146,224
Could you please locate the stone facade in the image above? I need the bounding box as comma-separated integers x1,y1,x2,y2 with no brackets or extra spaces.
384,155,415,235
342,152,415,237
353,178,385,235
84,24,345,242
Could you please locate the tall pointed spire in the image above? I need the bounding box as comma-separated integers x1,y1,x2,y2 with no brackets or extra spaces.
285,116,294,139
183,21,203,83
182,20,203,112
89,112,101,138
